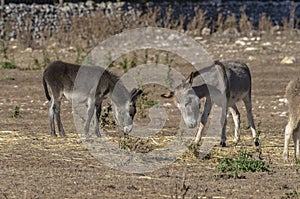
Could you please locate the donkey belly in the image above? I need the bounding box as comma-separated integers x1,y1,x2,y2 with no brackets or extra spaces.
64,90,89,104
227,90,248,107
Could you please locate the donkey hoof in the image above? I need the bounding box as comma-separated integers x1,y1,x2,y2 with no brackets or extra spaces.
220,141,226,147
59,132,66,137
95,131,101,137
254,139,260,147
50,132,57,137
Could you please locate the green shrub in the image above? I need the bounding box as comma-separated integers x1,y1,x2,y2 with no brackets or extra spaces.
216,150,270,173
1,61,17,69
12,106,20,118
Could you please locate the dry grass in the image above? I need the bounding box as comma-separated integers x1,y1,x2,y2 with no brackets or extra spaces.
0,4,298,50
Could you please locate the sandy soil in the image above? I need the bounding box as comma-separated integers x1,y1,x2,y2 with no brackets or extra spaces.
0,32,300,198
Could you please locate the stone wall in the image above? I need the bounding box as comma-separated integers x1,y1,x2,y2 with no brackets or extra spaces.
0,1,299,40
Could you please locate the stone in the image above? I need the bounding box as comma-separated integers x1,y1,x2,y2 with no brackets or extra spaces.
201,27,211,36
280,56,296,64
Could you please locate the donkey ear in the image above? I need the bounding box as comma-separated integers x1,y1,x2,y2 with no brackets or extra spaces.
161,91,174,98
130,88,143,102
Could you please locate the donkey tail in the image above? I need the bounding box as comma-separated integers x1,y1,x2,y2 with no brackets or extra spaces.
43,75,51,101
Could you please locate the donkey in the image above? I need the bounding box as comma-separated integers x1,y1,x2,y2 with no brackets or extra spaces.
43,61,142,137
283,78,300,162
162,60,259,147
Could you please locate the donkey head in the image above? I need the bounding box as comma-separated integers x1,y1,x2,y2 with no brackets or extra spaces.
162,73,200,128
111,87,142,133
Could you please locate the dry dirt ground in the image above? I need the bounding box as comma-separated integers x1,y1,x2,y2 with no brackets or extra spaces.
1,32,300,198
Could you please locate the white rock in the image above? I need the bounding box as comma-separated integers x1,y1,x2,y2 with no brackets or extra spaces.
280,112,288,117
201,27,211,36
68,46,76,52
194,36,203,41
24,48,32,53
235,40,246,46
262,42,272,46
245,47,259,51
248,56,256,60
241,37,249,41
278,98,288,104
280,56,296,64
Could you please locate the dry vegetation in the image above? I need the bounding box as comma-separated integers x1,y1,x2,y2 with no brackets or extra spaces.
1,5,298,69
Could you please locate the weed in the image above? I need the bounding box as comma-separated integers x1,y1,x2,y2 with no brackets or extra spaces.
42,49,51,67
130,52,138,68
32,49,51,70
120,55,128,73
164,53,174,67
282,190,300,199
296,160,300,174
154,54,159,65
12,106,20,118
33,58,41,69
0,42,17,69
145,100,159,108
216,150,270,174
165,65,173,89
75,47,84,64
143,49,149,65
1,61,17,69
4,76,15,80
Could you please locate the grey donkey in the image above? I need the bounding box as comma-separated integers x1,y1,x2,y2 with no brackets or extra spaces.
43,61,142,137
283,78,300,162
162,60,259,147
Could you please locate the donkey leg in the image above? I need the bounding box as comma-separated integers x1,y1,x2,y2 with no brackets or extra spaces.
48,99,56,136
293,126,300,160
84,98,95,135
94,102,102,137
54,100,66,137
194,98,212,144
243,94,259,146
229,105,240,144
283,120,293,162
220,112,227,147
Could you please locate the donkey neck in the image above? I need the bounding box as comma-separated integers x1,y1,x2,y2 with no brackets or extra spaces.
105,73,130,106
192,84,209,99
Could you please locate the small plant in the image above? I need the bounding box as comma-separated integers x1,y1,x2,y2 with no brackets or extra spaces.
33,58,41,69
145,100,159,108
4,76,15,80
164,53,174,67
32,49,51,70
12,106,20,118
120,55,128,73
1,61,17,69
143,49,149,65
0,42,17,69
154,54,159,65
282,190,300,199
75,47,84,64
216,150,270,177
296,160,300,174
106,51,114,68
130,52,137,68
165,65,174,89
